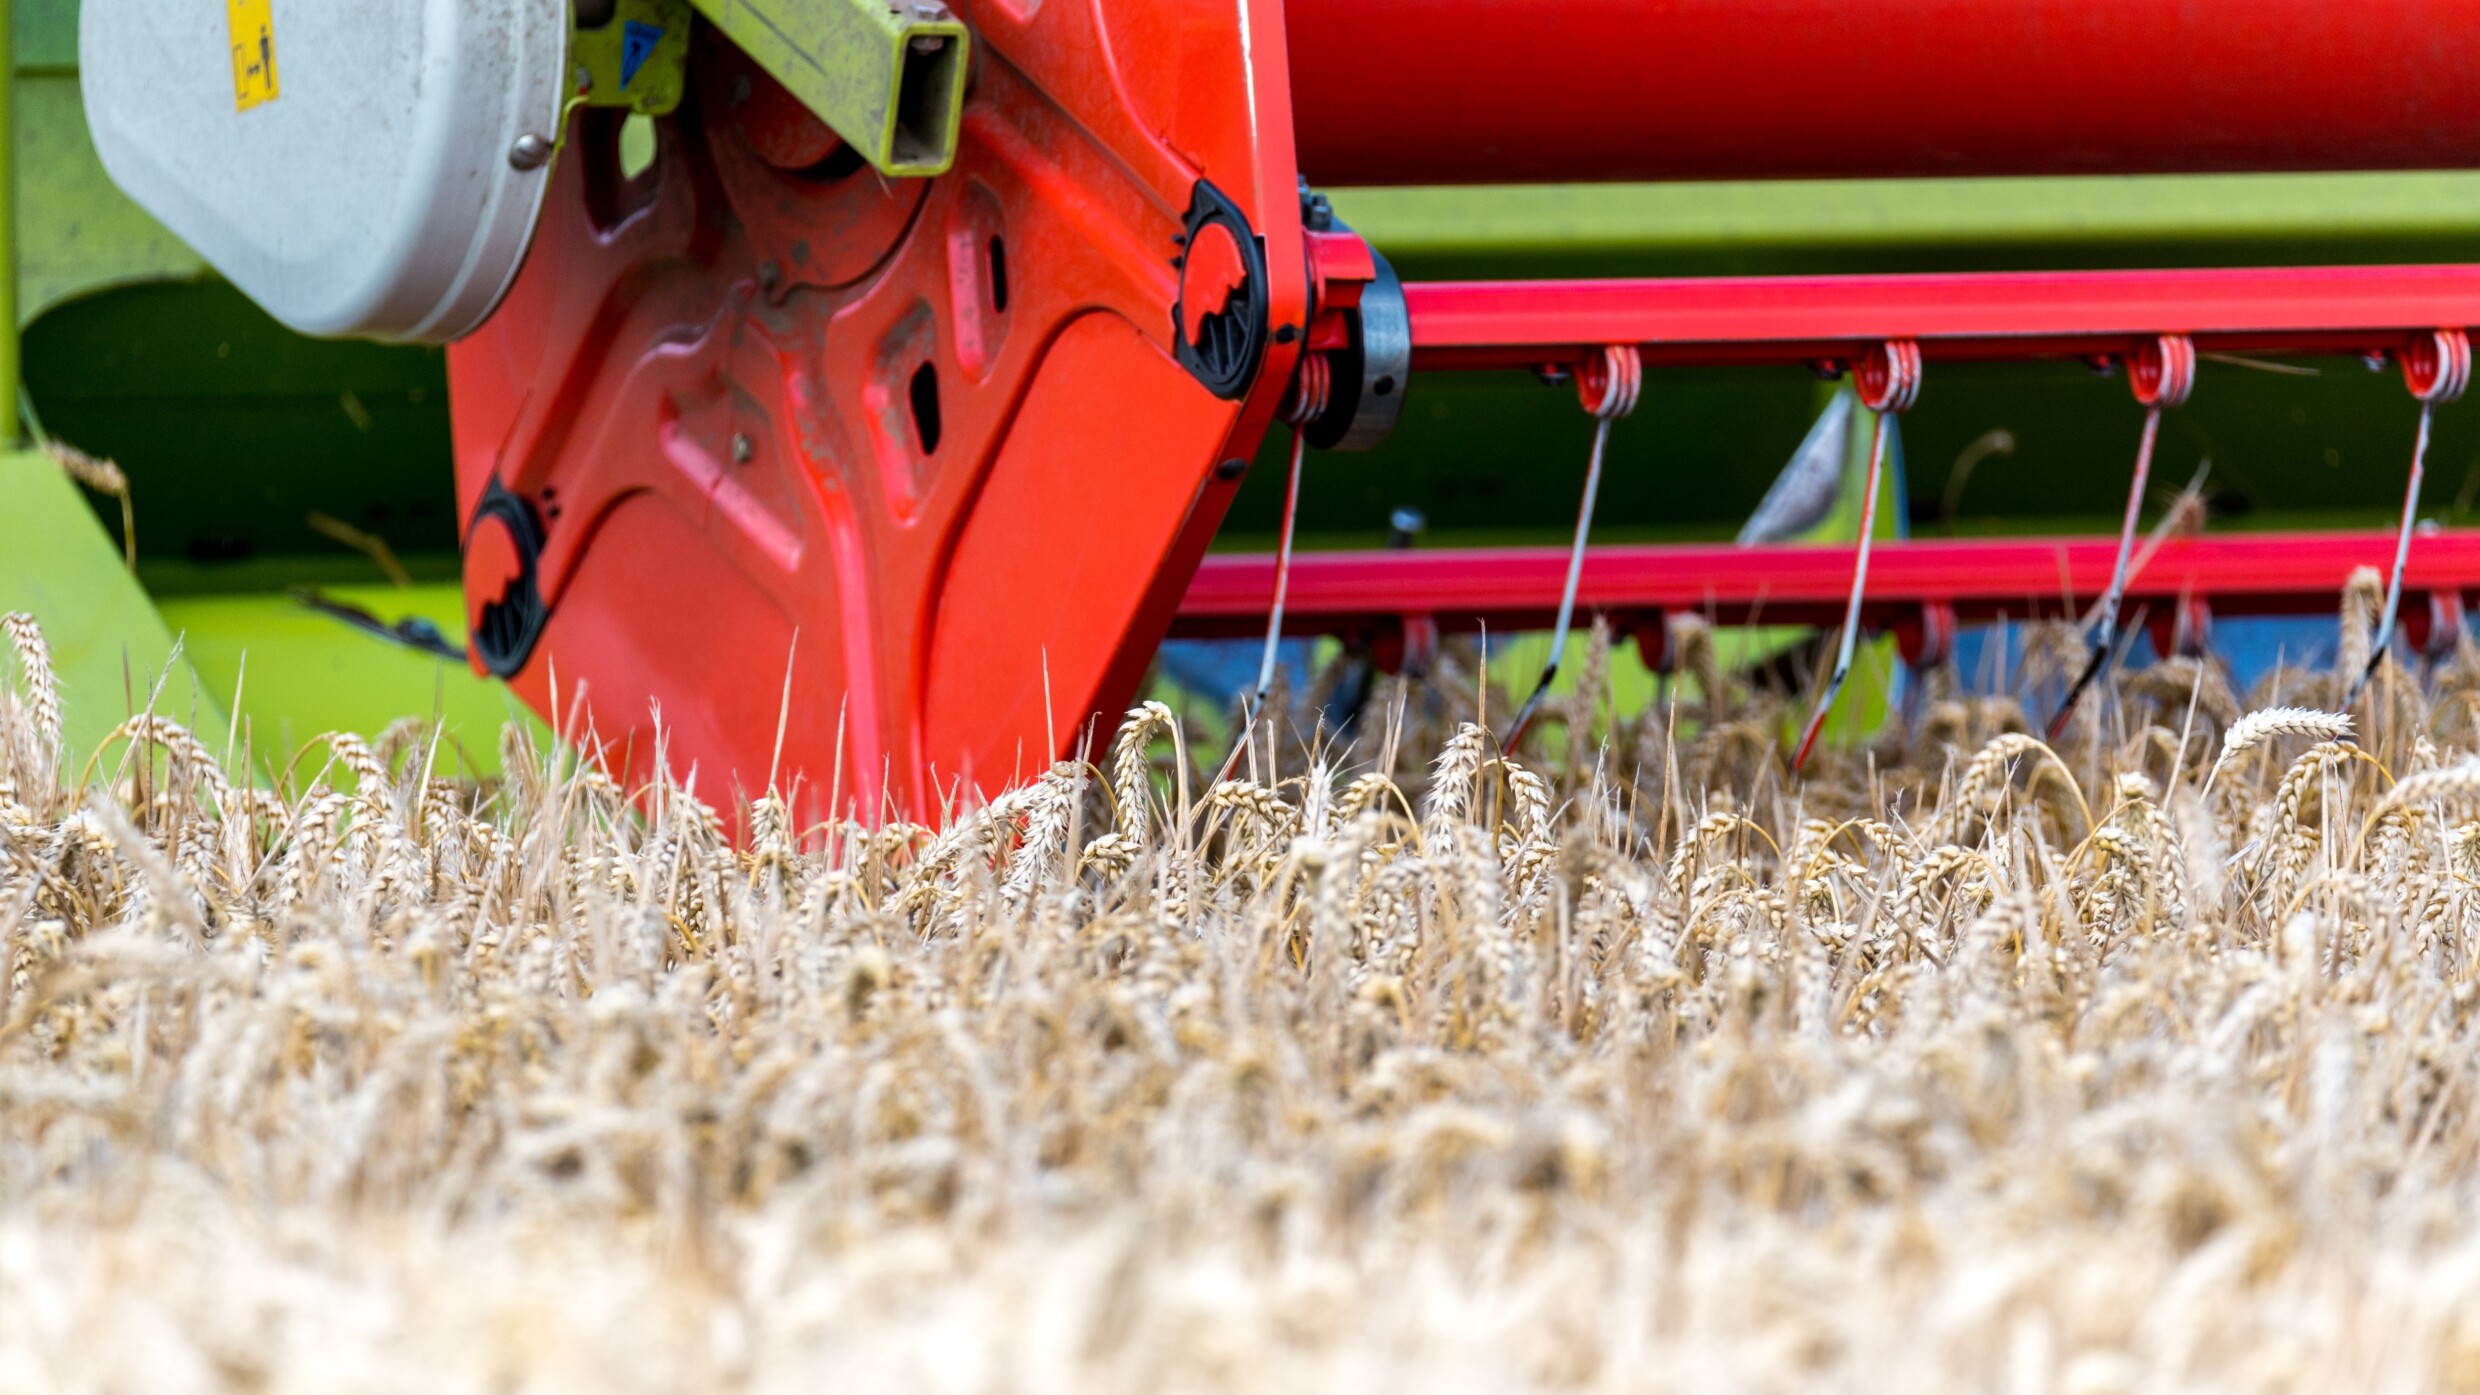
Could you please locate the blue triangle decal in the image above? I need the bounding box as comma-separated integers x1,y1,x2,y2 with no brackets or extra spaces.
620,20,664,90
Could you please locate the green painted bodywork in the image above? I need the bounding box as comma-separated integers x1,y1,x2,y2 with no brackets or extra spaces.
16,1,203,325
17,71,200,323
1328,174,2480,279
0,0,17,443
0,449,227,769
0,449,521,770
153,585,536,781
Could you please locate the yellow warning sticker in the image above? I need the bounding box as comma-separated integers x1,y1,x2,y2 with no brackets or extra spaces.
227,0,279,111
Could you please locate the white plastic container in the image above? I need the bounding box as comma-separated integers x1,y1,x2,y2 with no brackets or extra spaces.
83,0,569,343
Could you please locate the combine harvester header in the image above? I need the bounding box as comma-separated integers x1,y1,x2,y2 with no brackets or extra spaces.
74,0,2480,808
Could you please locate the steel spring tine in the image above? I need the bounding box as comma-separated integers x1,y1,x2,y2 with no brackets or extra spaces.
1792,409,1891,771
2353,398,2435,705
2049,647,2113,742
2050,335,2192,736
1215,359,1327,786
2045,411,2158,740
1505,346,1638,750
1504,414,1612,748
1251,427,1309,704
2352,329,2470,705
1795,340,1918,773
2088,409,2162,649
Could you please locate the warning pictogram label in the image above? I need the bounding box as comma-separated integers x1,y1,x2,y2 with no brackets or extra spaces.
227,0,280,110
620,21,664,90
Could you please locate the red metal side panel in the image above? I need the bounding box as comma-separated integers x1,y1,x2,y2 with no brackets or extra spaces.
921,313,1238,794
445,0,1310,822
1287,0,2480,185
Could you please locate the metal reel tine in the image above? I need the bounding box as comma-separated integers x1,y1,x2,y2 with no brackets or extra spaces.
1503,346,1639,750
1794,341,1918,773
2047,645,2112,741
2049,335,2194,736
1214,360,1328,786
2351,328,2470,706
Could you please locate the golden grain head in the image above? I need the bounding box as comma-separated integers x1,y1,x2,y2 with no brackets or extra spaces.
3,610,2480,1391
41,439,127,496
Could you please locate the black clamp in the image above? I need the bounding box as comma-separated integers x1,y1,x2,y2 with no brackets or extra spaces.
1171,180,1271,401
466,478,551,679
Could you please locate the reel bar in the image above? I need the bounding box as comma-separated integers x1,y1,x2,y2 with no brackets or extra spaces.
1397,262,2480,373
1287,0,2480,187
1176,531,2480,640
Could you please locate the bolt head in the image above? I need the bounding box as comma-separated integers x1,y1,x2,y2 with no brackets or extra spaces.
731,433,755,464
509,133,555,171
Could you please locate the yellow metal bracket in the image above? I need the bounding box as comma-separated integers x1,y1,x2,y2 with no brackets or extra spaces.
689,0,969,177
573,0,695,116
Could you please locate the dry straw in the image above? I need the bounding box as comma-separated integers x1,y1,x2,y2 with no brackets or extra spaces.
0,608,2477,1391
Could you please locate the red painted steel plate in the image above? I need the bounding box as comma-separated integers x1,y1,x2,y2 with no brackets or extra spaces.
1288,0,2480,185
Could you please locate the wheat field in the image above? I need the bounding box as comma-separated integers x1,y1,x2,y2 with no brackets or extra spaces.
8,588,2480,1393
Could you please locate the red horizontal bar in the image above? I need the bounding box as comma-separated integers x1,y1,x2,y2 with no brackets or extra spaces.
1174,531,2480,637
1404,264,2480,372
1290,0,2480,186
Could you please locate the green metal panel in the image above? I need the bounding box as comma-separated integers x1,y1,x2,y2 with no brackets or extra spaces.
16,0,69,70
1329,173,2480,280
0,452,524,771
2,0,18,435
153,585,536,777
16,72,203,323
13,0,206,325
0,448,228,769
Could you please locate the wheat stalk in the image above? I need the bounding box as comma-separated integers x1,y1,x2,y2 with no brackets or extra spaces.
0,610,2473,1391
2,612,61,805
